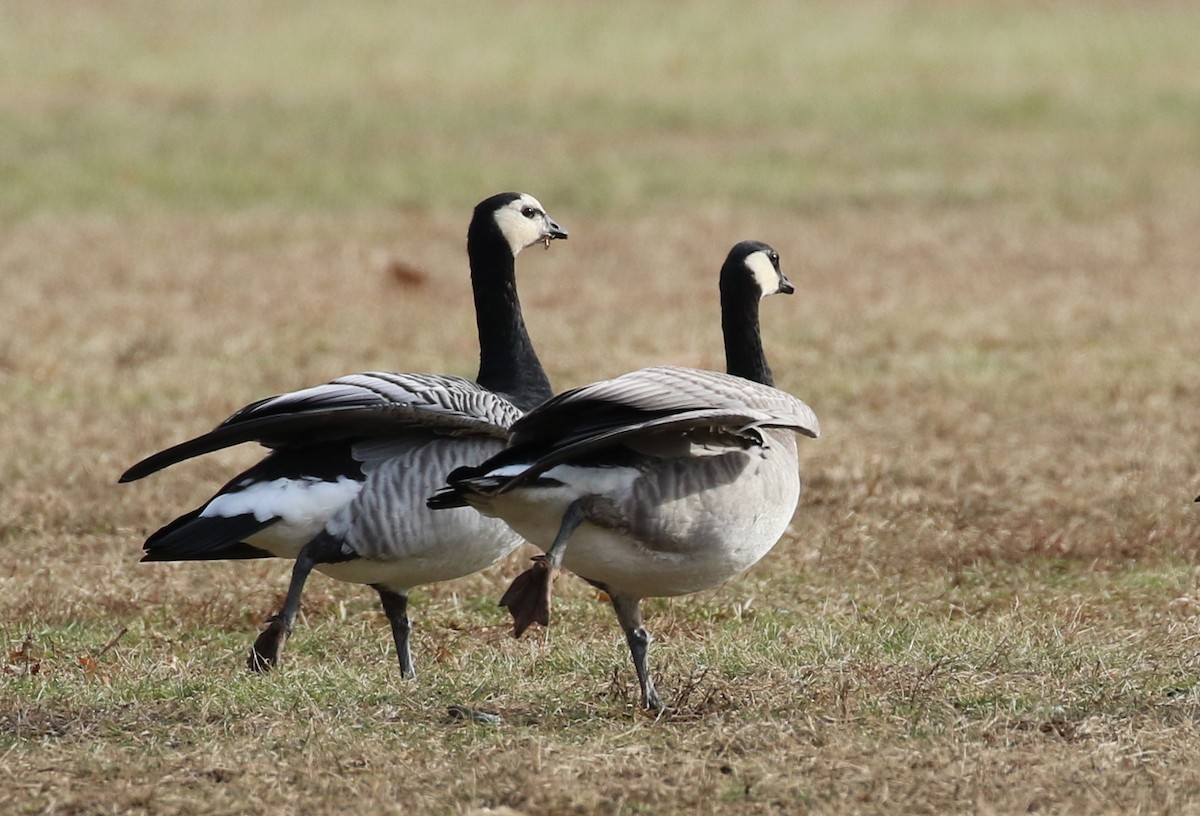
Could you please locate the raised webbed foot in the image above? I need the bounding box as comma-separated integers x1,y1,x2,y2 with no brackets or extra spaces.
499,556,557,637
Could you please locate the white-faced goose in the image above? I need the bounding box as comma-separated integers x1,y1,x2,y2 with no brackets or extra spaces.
429,241,818,710
121,192,567,678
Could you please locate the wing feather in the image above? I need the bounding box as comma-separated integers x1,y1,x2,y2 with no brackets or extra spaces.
433,366,818,505
122,372,522,482
509,366,818,448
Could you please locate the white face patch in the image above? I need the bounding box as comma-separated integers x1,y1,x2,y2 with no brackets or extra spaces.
744,250,782,298
493,193,552,257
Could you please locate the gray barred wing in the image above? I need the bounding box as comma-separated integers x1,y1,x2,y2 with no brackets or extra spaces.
121,372,522,482
462,366,819,495
509,366,819,449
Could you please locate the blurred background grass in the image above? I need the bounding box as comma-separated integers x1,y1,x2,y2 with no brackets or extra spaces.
4,3,1200,813
2,0,1198,220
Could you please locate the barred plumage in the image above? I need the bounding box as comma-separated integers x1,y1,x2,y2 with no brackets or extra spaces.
122,192,567,679
122,372,520,483
432,240,817,710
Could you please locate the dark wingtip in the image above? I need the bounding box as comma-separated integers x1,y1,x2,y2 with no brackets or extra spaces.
141,550,178,563
120,450,177,483
426,488,469,510
119,463,146,483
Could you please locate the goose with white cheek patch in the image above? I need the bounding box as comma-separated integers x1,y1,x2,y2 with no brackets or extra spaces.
121,192,567,678
429,241,818,710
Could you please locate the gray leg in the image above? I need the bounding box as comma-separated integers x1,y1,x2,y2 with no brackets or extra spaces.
375,586,415,679
247,538,321,672
610,593,663,711
500,499,586,637
544,499,586,571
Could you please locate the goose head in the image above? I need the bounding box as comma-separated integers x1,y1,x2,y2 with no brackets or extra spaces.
481,192,569,257
724,240,793,299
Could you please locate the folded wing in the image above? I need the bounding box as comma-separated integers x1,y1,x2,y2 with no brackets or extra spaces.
122,372,522,482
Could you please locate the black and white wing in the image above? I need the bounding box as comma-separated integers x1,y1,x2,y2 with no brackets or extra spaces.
122,371,523,482
430,366,818,504
508,365,818,453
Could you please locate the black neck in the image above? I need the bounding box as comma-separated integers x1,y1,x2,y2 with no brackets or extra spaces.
721,281,773,386
467,235,553,411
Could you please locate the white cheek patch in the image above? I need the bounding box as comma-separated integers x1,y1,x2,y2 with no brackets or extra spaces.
744,251,781,298
493,194,548,256
200,476,362,524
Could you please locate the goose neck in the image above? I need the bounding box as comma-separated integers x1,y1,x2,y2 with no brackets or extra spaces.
721,286,773,387
468,239,552,411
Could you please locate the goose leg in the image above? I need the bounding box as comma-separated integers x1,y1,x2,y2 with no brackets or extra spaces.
247,532,340,672
500,499,585,637
611,593,663,711
374,586,415,679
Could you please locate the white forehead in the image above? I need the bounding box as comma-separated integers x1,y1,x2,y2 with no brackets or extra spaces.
515,193,545,212
493,193,548,257
744,250,781,298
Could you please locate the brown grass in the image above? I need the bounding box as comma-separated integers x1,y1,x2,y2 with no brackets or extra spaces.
3,0,1200,814
3,201,1199,814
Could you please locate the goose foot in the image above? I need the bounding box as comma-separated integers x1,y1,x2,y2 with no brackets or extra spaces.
500,499,585,638
610,594,665,711
499,557,556,637
244,532,335,673
247,616,289,672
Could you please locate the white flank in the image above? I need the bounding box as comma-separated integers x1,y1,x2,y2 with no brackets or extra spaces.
487,463,535,479
542,464,641,496
201,476,362,525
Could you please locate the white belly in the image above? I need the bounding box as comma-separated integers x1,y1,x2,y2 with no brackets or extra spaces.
477,433,802,599
315,509,522,591
571,493,796,598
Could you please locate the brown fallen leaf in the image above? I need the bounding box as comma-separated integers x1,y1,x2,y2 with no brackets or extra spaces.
385,259,429,287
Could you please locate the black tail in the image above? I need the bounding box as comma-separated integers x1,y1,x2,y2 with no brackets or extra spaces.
142,510,276,562
426,463,492,510
426,487,469,510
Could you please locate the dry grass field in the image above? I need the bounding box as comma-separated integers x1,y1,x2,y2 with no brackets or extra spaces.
3,1,1200,813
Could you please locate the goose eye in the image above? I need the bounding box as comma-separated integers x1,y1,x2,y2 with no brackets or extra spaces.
769,252,779,264
521,206,538,219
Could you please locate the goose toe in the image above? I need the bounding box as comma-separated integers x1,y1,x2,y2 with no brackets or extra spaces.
247,618,289,673
499,557,557,637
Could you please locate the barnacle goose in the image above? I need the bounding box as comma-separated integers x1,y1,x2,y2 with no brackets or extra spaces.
429,241,818,709
121,192,567,677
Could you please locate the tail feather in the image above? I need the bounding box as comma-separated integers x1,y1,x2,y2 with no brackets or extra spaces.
426,463,502,510
142,511,277,562
426,471,521,510
426,487,470,510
